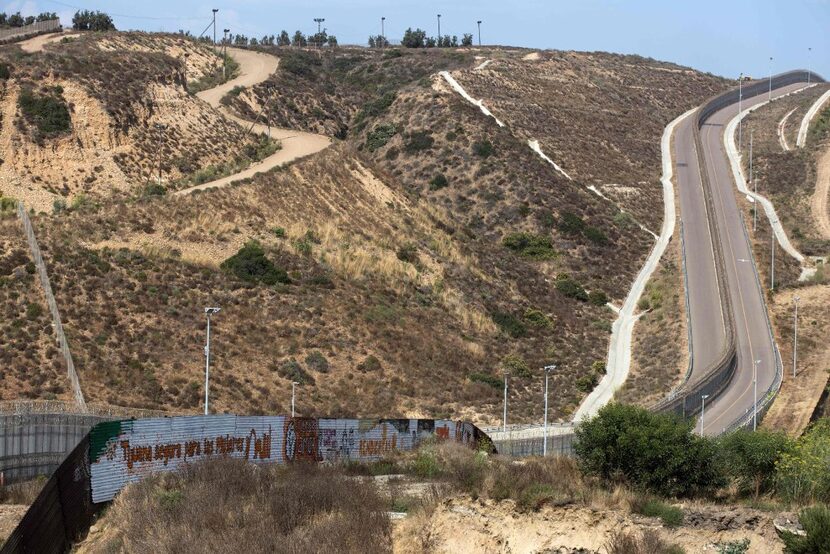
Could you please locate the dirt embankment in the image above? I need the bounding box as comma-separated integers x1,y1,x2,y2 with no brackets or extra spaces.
812,145,830,239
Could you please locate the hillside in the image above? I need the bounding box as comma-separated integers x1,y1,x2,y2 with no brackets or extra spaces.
0,36,729,423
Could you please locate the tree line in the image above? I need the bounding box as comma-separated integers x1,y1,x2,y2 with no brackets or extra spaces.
0,12,58,28
220,30,337,48
370,28,474,48
72,10,116,32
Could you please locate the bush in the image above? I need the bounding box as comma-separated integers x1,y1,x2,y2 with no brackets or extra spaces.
472,139,494,158
401,28,427,48
469,372,502,389
558,211,585,235
555,274,588,302
356,91,396,123
0,63,10,80
588,289,609,306
305,351,329,373
606,529,684,554
585,226,609,245
718,429,792,498
576,373,599,393
142,183,167,197
277,358,314,385
18,86,71,139
72,9,115,31
776,419,830,503
491,310,527,338
502,232,557,260
272,227,286,238
781,505,830,554
220,241,290,286
366,123,398,151
632,497,684,528
523,308,552,329
280,50,321,78
357,355,382,373
502,354,531,378
404,131,434,153
429,173,449,190
396,243,418,264
716,539,751,554
574,403,724,497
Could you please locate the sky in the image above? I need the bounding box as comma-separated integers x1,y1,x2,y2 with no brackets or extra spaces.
5,0,829,80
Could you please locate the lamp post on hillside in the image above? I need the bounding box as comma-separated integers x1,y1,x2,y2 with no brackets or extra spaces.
807,48,812,85
291,381,298,417
793,296,800,378
738,73,743,151
477,20,482,46
222,28,229,80
753,359,761,430
542,365,556,456
768,56,773,101
699,394,709,436
502,370,508,433
771,226,776,291
212,9,218,51
437,14,441,41
314,17,325,47
381,16,385,46
204,307,221,415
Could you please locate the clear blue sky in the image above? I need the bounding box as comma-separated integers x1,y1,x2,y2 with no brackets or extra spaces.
10,0,830,80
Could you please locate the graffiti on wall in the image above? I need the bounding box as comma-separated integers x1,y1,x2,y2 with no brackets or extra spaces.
89,416,485,503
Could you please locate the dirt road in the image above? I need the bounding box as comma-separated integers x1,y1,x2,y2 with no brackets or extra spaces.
179,47,330,195
812,146,830,239
18,31,80,53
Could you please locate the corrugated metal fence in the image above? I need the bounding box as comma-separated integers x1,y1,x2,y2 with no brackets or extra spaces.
0,19,61,44
1,415,491,553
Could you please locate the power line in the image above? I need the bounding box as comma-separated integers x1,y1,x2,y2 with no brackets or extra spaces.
43,0,210,21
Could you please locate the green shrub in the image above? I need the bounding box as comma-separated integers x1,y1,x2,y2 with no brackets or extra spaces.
502,354,531,378
366,123,398,151
555,274,588,302
396,243,418,264
52,198,67,214
356,91,396,122
0,63,10,80
18,86,71,139
469,372,502,389
576,373,599,393
404,131,434,153
633,497,684,528
280,50,321,78
558,211,585,235
305,351,329,373
588,289,609,306
0,195,16,214
781,505,830,554
142,183,167,197
357,355,382,372
491,311,527,338
718,429,792,498
277,358,314,384
272,227,286,238
574,404,724,497
429,173,449,190
716,539,751,554
413,447,440,478
502,232,557,260
524,308,552,328
585,226,609,245
220,241,290,286
776,419,830,503
472,139,494,158
25,302,43,320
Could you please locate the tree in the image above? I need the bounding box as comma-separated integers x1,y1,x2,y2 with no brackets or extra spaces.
425,36,436,48
327,35,337,47
249,37,258,46
780,505,830,554
277,30,290,46
401,27,426,48
461,33,473,46
23,15,35,26
8,12,23,27
292,30,307,47
718,429,792,498
574,403,725,497
776,419,830,503
72,10,115,31
368,35,376,48
233,34,248,46
36,12,58,22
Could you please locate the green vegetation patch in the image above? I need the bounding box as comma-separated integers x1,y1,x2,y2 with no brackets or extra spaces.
555,273,588,302
632,497,684,528
502,232,557,260
220,241,289,286
18,85,71,140
469,372,502,389
366,123,398,151
491,310,527,338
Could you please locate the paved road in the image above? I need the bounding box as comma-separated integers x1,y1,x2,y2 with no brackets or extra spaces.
676,83,807,434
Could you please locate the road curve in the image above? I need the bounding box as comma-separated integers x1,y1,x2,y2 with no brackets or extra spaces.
677,82,808,434
177,47,331,195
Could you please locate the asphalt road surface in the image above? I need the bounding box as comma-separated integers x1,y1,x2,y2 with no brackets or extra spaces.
675,82,807,434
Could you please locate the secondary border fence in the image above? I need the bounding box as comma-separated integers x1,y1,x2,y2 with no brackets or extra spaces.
17,203,86,410
0,19,61,44
1,416,490,553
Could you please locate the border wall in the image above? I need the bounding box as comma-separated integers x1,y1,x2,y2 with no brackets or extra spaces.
1,415,491,553
0,19,61,44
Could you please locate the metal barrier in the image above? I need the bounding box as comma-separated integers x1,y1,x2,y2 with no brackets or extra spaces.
0,19,61,44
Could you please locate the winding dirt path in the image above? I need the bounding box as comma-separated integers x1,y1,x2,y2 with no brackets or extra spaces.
18,30,80,53
812,146,830,239
177,47,331,195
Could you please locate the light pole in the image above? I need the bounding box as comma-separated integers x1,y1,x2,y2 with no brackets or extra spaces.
314,18,325,47
381,16,385,47
738,73,743,151
477,20,482,46
212,9,218,52
700,394,709,436
793,296,800,378
502,371,508,433
753,359,761,430
768,56,773,101
750,131,756,232
222,28,229,80
437,14,441,42
771,227,775,291
807,47,812,85
204,307,221,415
291,381,298,417
542,365,556,456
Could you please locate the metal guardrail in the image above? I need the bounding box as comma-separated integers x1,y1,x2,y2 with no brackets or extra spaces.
17,203,86,410
0,19,61,44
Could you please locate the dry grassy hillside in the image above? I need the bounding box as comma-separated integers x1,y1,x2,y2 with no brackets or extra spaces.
0,32,271,212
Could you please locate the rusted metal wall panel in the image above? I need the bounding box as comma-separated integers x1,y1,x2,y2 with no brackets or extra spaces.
89,416,486,503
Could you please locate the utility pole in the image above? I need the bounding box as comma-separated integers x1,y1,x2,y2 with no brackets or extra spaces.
204,307,221,415
750,131,756,232
381,16,385,47
212,9,218,53
771,228,775,291
437,14,441,42
477,20,482,46
291,381,298,417
700,394,709,436
793,296,800,378
738,73,743,151
753,359,760,430
807,47,812,85
314,18,325,47
154,123,166,185
502,371,508,433
222,28,229,80
768,56,773,101
542,365,556,456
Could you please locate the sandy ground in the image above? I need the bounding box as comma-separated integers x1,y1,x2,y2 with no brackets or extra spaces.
178,47,331,195
393,497,786,553
0,505,27,544
812,145,830,239
18,31,81,53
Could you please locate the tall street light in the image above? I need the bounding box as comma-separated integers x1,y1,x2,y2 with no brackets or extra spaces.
291,381,298,417
222,28,229,80
212,9,218,52
477,20,482,46
753,359,761,430
542,365,556,456
793,296,800,378
771,225,776,291
381,16,385,46
768,56,773,101
437,14,441,40
314,18,325,47
738,73,743,151
204,307,221,415
700,394,710,436
807,47,812,85
502,370,508,433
